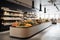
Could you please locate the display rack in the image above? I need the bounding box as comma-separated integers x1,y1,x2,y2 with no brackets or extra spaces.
10,22,51,39
1,7,36,26
1,7,24,26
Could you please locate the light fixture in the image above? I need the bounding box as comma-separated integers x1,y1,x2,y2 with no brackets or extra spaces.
39,0,42,11
44,7,46,13
54,3,59,11
32,0,34,8
39,3,42,11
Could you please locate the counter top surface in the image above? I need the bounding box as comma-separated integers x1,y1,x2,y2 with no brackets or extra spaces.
10,22,51,28
0,23,60,40
1,22,59,40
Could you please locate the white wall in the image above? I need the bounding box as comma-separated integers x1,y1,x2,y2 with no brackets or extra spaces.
34,0,60,19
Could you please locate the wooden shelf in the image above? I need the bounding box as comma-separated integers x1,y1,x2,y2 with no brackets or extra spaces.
2,15,23,17
1,7,36,25
2,17,22,20
1,7,24,13
2,22,12,25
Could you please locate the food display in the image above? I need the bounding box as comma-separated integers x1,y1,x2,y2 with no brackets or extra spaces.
12,19,38,27
1,7,50,26
11,19,49,28
10,20,51,38
1,7,51,38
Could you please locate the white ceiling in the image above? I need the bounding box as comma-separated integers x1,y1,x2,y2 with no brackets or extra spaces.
7,0,60,11
7,0,60,6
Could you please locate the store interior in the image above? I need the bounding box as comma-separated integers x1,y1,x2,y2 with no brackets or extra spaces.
0,0,60,40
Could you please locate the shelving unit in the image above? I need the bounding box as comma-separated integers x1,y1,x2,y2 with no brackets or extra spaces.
0,7,24,32
0,7,36,32
1,7,24,26
23,12,37,20
1,7,36,26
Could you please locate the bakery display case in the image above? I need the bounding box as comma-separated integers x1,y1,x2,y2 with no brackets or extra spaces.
10,19,51,38
1,7,51,38
0,7,36,32
10,21,51,39
0,7,24,31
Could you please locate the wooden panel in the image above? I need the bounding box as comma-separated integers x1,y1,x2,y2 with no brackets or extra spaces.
6,0,32,8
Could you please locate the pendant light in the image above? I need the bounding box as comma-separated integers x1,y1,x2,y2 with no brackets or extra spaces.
39,4,42,11
54,3,59,11
39,0,42,11
32,0,34,8
44,7,46,13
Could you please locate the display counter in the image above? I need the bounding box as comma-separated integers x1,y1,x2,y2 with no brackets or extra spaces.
10,22,52,39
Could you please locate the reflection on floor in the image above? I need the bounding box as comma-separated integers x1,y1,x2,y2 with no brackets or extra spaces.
0,23,60,40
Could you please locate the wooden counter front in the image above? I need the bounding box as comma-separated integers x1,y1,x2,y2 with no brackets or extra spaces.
10,22,51,39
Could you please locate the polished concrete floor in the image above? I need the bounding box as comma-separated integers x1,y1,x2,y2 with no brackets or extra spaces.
0,23,60,40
